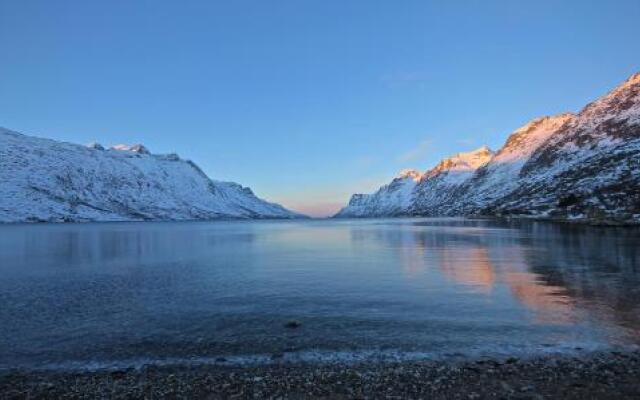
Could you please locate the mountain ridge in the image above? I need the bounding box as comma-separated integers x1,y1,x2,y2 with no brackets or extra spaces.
336,72,640,224
334,145,494,218
0,127,305,223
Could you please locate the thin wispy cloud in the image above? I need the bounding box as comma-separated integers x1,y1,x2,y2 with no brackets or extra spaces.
397,139,432,163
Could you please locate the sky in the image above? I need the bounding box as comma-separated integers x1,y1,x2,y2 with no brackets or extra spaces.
1,1,640,217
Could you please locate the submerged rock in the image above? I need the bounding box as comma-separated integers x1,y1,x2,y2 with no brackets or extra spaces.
284,320,302,329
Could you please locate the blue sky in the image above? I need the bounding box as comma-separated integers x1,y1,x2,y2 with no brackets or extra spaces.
1,1,639,217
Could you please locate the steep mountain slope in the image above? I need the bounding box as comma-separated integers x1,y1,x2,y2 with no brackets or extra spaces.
334,169,424,217
409,146,495,215
336,72,640,223
451,113,576,213
475,72,640,220
336,146,494,217
0,128,304,222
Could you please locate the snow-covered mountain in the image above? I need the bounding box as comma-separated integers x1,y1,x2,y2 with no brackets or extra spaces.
457,114,575,209
335,146,494,217
409,145,495,215
333,169,424,217
0,128,305,222
336,72,640,223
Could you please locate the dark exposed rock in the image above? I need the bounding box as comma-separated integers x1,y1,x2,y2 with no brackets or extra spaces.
284,320,302,329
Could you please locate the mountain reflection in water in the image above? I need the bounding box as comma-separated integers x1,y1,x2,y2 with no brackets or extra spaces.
0,218,638,370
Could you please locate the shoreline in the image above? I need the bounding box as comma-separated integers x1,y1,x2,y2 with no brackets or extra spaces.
2,351,639,399
489,215,640,227
3,214,640,227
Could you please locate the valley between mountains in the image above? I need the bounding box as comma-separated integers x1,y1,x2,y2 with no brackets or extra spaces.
2,72,639,224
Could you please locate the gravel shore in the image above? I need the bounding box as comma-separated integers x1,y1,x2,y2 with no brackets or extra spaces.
2,351,639,399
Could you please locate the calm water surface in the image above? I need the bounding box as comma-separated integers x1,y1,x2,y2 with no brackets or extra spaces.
1,218,639,370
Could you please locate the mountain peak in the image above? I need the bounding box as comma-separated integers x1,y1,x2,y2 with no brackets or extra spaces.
620,71,640,89
398,169,424,181
514,113,575,135
427,146,494,177
576,71,640,123
111,144,151,154
598,70,640,100
449,145,494,168
471,145,493,155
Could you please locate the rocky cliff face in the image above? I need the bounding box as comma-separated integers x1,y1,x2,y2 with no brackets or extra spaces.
475,72,640,220
455,114,576,211
0,128,305,222
336,72,640,223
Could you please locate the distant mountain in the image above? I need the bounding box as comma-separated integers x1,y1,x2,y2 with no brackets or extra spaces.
336,72,640,224
0,128,305,222
335,146,494,217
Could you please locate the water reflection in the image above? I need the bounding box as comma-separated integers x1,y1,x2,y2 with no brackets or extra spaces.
349,219,640,331
0,222,258,273
0,219,639,369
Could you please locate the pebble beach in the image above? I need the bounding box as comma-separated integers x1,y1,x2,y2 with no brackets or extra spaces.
2,351,639,399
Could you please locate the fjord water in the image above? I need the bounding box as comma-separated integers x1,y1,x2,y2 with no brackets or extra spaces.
1,218,639,370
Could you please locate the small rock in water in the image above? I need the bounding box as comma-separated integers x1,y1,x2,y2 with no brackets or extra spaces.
285,320,302,329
